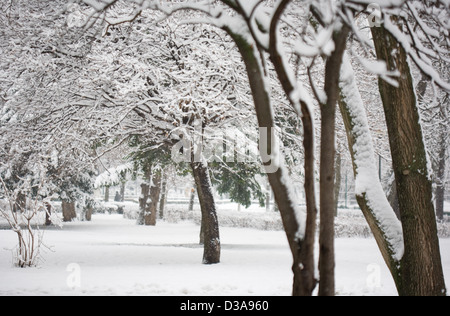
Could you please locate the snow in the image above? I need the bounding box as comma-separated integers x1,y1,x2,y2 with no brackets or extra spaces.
356,57,400,85
340,53,405,261
94,163,132,188
0,215,292,296
1,214,449,296
81,0,114,12
1,0,449,297
383,14,450,92
350,0,407,7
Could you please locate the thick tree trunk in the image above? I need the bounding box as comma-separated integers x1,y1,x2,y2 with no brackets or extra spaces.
104,186,110,202
199,218,205,245
159,171,167,220
191,160,220,264
83,198,94,222
62,201,76,222
144,172,161,226
120,181,126,202
137,169,151,225
44,202,52,226
372,20,446,296
387,174,401,220
85,206,93,222
334,150,342,217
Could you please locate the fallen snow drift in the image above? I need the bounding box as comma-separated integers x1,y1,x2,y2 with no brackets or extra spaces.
0,214,449,296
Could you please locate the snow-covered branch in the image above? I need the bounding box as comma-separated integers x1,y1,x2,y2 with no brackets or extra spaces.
339,53,404,266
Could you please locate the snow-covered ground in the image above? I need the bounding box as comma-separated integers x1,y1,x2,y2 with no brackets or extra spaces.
0,214,449,296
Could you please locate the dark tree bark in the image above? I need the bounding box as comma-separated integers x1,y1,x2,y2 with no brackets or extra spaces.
199,218,205,245
372,19,446,296
120,181,126,202
84,205,93,222
137,169,151,225
334,150,342,217
317,27,349,296
159,171,167,220
191,160,220,264
387,173,401,220
145,172,161,226
266,0,318,296
104,186,110,202
44,202,52,226
223,20,318,295
62,200,76,222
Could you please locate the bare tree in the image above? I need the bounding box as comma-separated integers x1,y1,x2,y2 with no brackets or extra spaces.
0,177,56,267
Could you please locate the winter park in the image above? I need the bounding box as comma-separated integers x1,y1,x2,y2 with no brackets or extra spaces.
1,0,450,297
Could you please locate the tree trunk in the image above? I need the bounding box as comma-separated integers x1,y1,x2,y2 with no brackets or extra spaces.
334,150,342,217
120,181,126,202
226,26,317,296
159,171,167,220
144,172,161,226
191,159,220,264
189,185,196,212
62,201,76,222
317,27,349,296
104,186,110,202
199,214,205,245
387,174,401,220
137,169,151,225
266,1,319,295
82,198,94,222
85,206,93,221
372,20,446,296
44,202,52,226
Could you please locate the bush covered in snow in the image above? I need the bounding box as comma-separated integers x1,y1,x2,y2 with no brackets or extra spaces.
334,210,373,238
4,199,449,239
191,209,284,231
120,202,450,238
